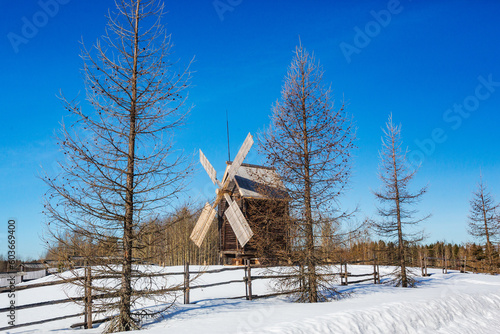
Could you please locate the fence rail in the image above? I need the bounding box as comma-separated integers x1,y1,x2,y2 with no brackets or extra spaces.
0,260,380,331
419,256,498,276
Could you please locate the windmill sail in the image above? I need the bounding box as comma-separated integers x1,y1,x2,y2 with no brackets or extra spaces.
224,200,253,247
190,202,217,247
200,150,218,186
192,132,255,249
225,133,253,184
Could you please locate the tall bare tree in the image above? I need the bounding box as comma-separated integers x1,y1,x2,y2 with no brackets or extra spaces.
373,115,428,287
259,44,355,302
468,176,500,271
42,0,192,331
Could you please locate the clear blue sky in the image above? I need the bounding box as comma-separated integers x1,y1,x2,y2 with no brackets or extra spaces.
1,0,499,259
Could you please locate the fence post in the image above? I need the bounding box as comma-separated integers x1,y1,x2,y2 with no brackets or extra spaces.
373,253,377,284
444,257,448,274
420,253,424,276
84,262,92,329
184,262,190,304
339,261,344,285
299,264,303,292
344,262,348,286
244,261,248,300
377,261,380,284
424,257,428,276
246,260,252,301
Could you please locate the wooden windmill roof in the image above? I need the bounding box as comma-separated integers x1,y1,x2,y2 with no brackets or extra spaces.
223,162,289,200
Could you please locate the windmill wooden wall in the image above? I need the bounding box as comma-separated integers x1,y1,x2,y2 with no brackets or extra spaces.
217,163,290,265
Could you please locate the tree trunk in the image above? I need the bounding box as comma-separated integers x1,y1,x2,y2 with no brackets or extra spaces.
481,193,493,269
391,137,407,287
120,1,140,330
301,73,317,303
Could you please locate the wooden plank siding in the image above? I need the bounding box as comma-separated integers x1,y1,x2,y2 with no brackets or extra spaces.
218,194,289,264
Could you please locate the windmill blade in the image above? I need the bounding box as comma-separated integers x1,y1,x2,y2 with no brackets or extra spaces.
190,202,217,247
224,133,253,184
200,150,219,186
224,199,253,247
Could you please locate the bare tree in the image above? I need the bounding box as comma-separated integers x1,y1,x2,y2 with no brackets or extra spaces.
468,176,500,271
42,0,192,331
259,43,356,302
373,115,429,287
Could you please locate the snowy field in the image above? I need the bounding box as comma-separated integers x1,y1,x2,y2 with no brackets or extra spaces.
1,265,500,334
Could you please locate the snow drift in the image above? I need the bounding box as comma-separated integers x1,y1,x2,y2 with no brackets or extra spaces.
1,265,500,334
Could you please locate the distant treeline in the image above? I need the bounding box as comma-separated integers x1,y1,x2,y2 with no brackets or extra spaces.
346,240,499,273
44,206,220,267
34,205,499,274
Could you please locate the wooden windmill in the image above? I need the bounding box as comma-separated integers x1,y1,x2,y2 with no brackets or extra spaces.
190,133,290,264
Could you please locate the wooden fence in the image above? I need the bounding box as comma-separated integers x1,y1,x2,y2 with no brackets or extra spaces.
420,256,498,276
0,261,380,331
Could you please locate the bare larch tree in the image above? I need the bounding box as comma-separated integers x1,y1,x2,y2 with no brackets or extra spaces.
259,44,355,302
468,176,500,271
373,114,428,287
42,0,192,331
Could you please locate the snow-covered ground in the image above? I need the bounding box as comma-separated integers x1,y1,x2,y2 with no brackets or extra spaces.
2,265,500,334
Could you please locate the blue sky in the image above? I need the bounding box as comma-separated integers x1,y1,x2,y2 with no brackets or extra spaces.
1,0,499,259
